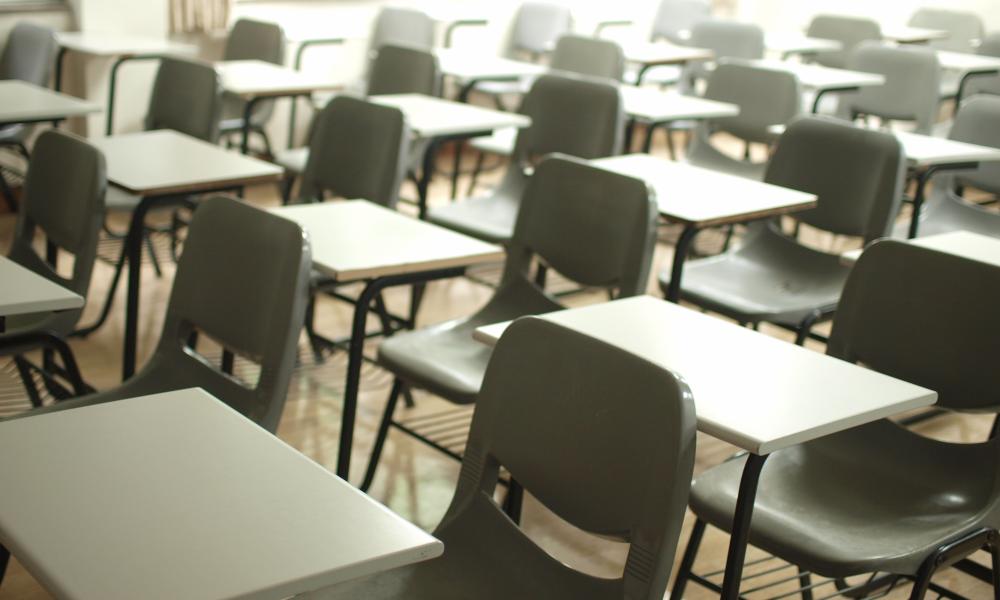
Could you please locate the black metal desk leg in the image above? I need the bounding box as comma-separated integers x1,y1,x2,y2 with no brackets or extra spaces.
908,169,931,239
416,139,441,220
721,453,769,600
105,56,131,136
240,97,261,155
121,198,151,381
666,225,699,303
54,46,69,92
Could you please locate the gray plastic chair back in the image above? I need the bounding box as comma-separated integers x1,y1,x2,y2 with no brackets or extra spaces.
369,6,435,53
684,20,764,84
0,22,56,85
908,8,984,53
843,42,941,135
145,56,222,142
503,155,657,296
299,95,408,208
650,0,711,44
948,95,1000,195
223,19,285,126
829,240,1000,412
806,14,882,69
701,62,800,144
140,197,310,432
504,1,573,59
550,35,625,82
513,74,624,166
436,316,695,598
766,116,904,243
367,44,441,96
6,131,106,335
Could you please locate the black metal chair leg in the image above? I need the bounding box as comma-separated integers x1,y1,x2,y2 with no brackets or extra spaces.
671,518,707,600
991,538,1000,600
402,385,416,409
467,151,485,197
281,176,295,205
502,478,524,524
798,568,814,600
72,242,128,338
303,293,325,364
534,263,548,289
795,309,823,346
0,542,9,587
360,378,405,492
144,231,162,278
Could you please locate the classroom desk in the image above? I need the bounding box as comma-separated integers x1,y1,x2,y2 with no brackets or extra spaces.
0,256,82,323
0,388,443,599
54,32,196,136
764,32,842,58
621,42,715,85
92,130,283,380
591,154,817,302
271,201,504,482
0,81,100,128
370,93,530,218
882,25,949,45
842,230,1000,266
620,86,739,152
217,59,342,155
936,50,1000,110
895,131,1000,238
435,49,548,101
473,295,936,600
743,58,886,113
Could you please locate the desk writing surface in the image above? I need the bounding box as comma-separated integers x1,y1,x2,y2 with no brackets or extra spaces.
218,59,342,98
55,32,196,57
895,131,1000,167
0,389,443,600
92,130,283,196
592,154,816,226
842,231,1000,266
0,256,83,318
0,81,100,125
474,296,936,455
621,86,739,122
745,59,886,90
272,200,504,281
371,93,530,138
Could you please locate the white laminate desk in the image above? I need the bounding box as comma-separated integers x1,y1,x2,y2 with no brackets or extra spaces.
842,230,1000,266
435,49,548,101
743,58,886,113
217,59,343,155
92,130,283,380
0,256,83,322
271,200,504,482
0,81,100,128
54,32,196,135
882,25,949,45
370,93,531,214
591,154,817,301
0,388,443,600
620,86,739,152
894,132,1000,238
473,295,936,600
764,32,843,58
621,42,715,85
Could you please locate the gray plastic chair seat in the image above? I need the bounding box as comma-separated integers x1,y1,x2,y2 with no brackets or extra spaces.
897,188,1000,239
469,127,516,156
426,179,523,244
273,146,309,176
663,226,850,323
689,419,994,578
378,281,561,404
684,139,768,180
103,186,142,212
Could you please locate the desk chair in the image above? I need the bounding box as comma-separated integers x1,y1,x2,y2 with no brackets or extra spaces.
361,156,657,491
661,116,905,345
902,96,1000,239
7,197,311,435
683,62,800,180
369,6,435,55
805,15,882,70
651,0,711,45
840,42,941,135
682,20,764,90
962,33,1000,98
467,35,625,192
314,317,694,600
76,57,222,338
2,130,105,405
430,74,623,244
473,1,573,105
909,8,984,54
672,239,1000,600
218,19,285,157
274,45,438,202
0,22,57,210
